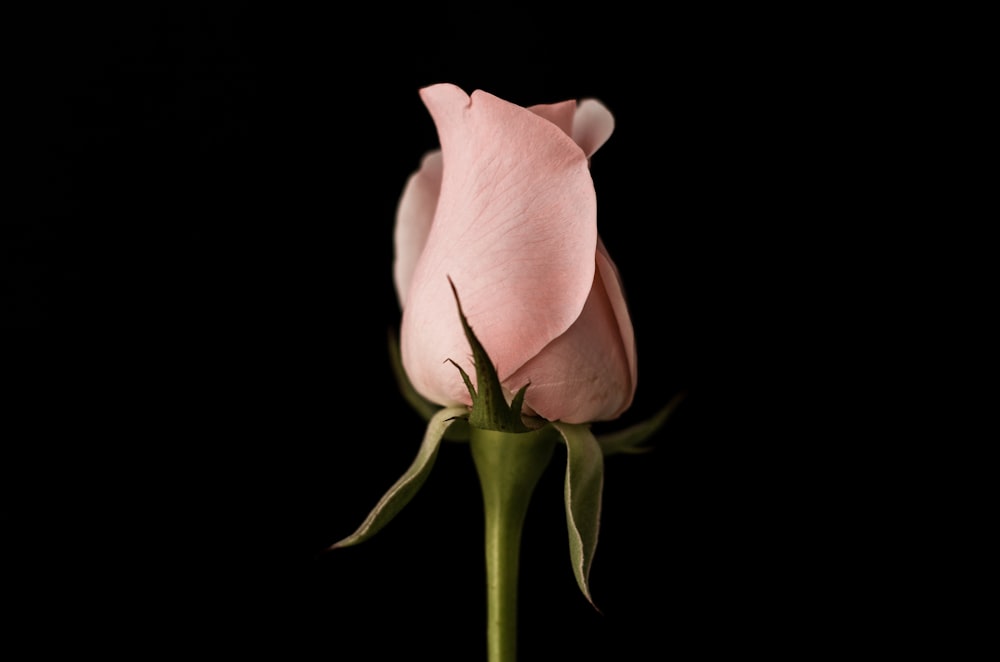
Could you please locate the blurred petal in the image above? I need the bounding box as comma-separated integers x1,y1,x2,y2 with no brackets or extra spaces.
573,99,615,158
401,84,597,407
530,98,615,159
506,254,633,423
393,150,442,308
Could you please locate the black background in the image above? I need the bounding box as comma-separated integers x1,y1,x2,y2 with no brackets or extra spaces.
6,4,880,660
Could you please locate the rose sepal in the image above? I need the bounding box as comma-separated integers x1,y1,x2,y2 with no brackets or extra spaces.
328,404,467,550
550,421,605,608
595,391,686,456
447,277,531,434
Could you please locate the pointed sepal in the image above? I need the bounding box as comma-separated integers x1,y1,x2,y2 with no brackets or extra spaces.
329,406,467,549
596,391,686,456
551,421,604,609
449,277,529,434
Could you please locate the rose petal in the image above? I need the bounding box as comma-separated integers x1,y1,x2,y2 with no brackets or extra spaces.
528,99,577,136
506,251,634,423
573,99,615,158
401,84,597,407
392,98,613,309
393,150,442,308
596,237,637,404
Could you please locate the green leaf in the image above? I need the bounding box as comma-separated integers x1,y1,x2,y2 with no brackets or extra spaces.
330,406,467,549
595,391,686,456
551,421,604,609
388,327,470,441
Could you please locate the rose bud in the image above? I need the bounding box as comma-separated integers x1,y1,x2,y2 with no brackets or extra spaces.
394,83,637,424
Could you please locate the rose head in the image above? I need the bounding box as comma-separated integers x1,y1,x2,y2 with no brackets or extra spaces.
393,83,637,425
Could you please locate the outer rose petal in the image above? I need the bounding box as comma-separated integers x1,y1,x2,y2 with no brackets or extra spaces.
401,84,597,408
528,100,577,136
393,150,442,308
506,249,635,423
394,99,614,308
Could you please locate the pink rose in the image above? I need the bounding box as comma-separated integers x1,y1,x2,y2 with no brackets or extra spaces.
393,83,637,424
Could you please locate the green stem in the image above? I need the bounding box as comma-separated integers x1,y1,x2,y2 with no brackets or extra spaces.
470,426,556,662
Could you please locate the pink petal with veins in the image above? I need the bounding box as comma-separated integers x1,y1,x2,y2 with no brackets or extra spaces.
400,84,597,407
506,247,636,423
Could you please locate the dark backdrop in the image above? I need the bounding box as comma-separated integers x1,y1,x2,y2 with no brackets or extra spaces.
7,4,859,660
